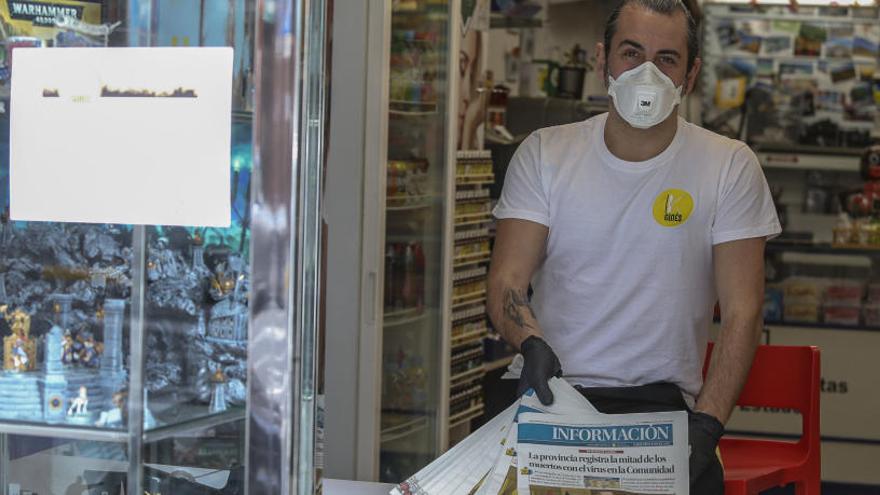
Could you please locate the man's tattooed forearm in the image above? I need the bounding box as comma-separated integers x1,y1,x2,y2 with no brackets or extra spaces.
503,288,536,330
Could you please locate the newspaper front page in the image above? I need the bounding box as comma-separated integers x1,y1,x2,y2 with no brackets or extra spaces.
477,378,598,495
516,411,689,495
390,365,691,495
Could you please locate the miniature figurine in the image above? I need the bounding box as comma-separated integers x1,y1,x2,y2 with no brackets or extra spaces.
143,389,158,429
62,331,78,365
844,145,880,217
1,305,36,372
9,334,29,371
78,332,102,368
209,368,228,413
95,388,127,428
68,385,89,416
209,262,237,301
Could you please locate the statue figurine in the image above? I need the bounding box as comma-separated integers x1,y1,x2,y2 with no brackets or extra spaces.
68,385,89,416
78,333,102,368
1,305,36,371
209,263,237,302
95,389,127,428
62,331,78,365
9,334,30,371
209,368,228,413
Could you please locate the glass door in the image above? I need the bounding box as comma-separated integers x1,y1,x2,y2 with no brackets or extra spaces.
379,0,453,483
0,0,328,493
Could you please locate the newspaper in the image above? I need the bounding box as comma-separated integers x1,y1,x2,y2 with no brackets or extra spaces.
391,362,690,495
517,410,688,495
390,401,518,495
476,378,597,495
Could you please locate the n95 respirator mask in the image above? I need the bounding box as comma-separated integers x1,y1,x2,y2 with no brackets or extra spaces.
607,62,683,129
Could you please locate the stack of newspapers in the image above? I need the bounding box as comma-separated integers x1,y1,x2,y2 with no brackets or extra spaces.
390,370,689,495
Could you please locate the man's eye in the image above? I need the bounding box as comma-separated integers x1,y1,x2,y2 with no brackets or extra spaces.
659,56,677,65
623,50,639,59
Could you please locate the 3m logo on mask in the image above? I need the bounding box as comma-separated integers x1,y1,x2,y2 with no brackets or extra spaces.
636,92,655,115
652,189,694,228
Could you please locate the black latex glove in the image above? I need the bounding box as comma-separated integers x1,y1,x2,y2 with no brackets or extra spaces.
688,411,725,484
517,336,562,406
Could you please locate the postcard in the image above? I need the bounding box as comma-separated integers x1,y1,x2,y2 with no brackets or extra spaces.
829,61,857,83
761,35,792,56
780,61,815,76
824,38,853,58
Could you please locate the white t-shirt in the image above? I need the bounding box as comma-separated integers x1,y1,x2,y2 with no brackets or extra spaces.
493,113,781,401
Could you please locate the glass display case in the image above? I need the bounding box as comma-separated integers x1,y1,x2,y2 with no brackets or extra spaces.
379,0,454,483
0,0,328,493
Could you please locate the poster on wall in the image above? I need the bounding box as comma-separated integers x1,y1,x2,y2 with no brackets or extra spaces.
10,47,233,226
0,0,102,40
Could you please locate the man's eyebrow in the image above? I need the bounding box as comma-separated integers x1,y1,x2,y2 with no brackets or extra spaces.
618,39,644,51
617,40,683,59
657,49,682,59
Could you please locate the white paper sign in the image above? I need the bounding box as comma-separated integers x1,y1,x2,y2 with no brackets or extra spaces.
10,47,233,226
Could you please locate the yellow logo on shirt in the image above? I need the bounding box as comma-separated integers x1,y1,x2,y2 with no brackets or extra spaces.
653,189,694,227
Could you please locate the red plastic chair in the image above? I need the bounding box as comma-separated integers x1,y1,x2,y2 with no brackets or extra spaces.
703,343,821,494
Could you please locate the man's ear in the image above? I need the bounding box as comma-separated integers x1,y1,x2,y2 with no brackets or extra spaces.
595,42,607,87
684,56,702,95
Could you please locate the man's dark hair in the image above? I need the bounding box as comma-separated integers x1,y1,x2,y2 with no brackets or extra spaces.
603,0,700,74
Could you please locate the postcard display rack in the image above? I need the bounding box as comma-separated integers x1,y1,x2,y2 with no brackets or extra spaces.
0,1,329,494
702,3,880,485
448,151,495,446
701,2,878,152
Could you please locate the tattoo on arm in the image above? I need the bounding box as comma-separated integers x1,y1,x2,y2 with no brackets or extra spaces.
503,288,537,330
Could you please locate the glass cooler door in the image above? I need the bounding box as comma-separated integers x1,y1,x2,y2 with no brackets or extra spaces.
379,0,454,483
0,0,329,494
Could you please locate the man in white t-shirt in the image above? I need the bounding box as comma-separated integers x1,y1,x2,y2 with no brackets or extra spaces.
487,0,781,493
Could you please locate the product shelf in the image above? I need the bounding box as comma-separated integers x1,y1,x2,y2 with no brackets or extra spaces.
451,330,488,350
484,355,515,373
450,365,485,386
0,406,245,444
767,241,880,256
384,307,427,328
453,256,492,270
452,265,488,283
454,218,493,229
388,108,439,117
451,290,487,309
0,421,129,443
386,197,433,211
756,151,860,172
451,310,487,327
143,407,246,443
455,189,491,201
389,99,438,112
380,414,429,444
449,404,484,429
451,345,484,364
765,321,880,333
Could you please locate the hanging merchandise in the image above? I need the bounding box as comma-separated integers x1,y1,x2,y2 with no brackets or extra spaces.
701,3,878,150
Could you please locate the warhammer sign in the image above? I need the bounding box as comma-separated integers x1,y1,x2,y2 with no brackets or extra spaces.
8,1,83,26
